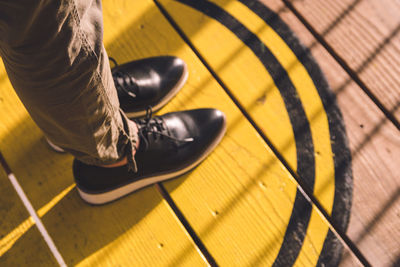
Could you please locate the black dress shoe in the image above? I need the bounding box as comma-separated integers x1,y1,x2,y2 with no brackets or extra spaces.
46,56,187,153
73,109,226,204
111,56,188,118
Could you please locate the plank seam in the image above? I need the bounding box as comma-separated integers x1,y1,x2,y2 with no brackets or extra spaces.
155,183,218,267
152,1,371,266
0,152,67,267
281,0,400,132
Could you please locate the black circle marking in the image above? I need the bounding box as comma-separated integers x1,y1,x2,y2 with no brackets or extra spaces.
174,0,353,266
239,1,353,265
176,0,314,265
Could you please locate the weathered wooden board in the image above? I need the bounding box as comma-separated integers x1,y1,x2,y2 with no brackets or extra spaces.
257,0,400,266
0,169,57,266
158,0,340,220
157,0,400,266
289,0,400,124
133,0,359,265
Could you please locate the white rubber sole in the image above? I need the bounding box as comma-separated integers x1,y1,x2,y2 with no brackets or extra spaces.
46,138,66,153
125,63,189,118
77,115,227,205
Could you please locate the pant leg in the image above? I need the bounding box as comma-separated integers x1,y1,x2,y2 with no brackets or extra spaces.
0,0,138,168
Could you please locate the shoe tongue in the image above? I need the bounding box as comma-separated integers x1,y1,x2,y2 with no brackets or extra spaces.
136,118,169,152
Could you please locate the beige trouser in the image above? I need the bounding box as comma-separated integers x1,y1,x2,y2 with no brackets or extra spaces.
0,0,138,168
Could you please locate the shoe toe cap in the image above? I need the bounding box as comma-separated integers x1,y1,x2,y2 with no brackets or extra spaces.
183,108,227,145
158,56,187,91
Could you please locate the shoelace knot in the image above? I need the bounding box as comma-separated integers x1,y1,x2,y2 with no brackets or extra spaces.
136,108,194,151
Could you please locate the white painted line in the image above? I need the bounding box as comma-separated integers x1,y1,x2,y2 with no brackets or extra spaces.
7,173,67,267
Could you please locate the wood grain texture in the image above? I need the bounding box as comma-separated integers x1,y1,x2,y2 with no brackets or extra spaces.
145,0,358,265
257,0,400,266
289,0,400,125
156,0,361,266
0,169,57,266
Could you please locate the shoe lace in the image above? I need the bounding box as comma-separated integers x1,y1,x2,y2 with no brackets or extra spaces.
110,57,139,99
137,107,194,151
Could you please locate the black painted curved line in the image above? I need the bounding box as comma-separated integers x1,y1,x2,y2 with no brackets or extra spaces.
174,0,315,265
239,0,353,266
238,1,353,266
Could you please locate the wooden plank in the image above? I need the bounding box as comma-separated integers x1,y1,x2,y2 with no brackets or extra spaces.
0,3,211,267
157,0,400,266
133,0,362,265
255,1,400,266
159,0,338,217
0,168,58,266
156,0,353,265
289,0,400,124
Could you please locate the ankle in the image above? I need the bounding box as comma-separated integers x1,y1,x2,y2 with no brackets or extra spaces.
100,121,139,168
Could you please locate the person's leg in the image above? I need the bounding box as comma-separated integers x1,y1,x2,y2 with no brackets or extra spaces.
0,0,227,205
0,0,138,168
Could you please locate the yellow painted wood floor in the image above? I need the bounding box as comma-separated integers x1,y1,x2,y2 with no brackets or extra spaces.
0,0,371,266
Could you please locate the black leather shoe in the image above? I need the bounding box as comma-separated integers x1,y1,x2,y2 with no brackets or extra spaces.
73,109,226,204
46,56,187,153
112,56,188,118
